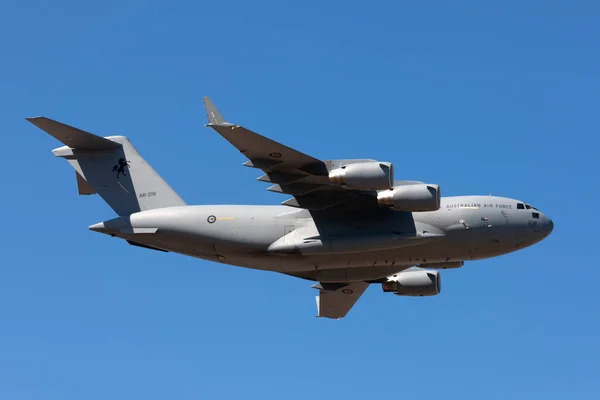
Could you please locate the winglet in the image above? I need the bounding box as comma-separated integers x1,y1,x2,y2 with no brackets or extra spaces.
203,96,229,126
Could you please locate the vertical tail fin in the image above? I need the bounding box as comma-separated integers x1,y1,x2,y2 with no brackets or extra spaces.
27,117,186,216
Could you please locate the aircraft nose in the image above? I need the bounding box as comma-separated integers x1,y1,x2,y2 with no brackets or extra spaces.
543,215,554,236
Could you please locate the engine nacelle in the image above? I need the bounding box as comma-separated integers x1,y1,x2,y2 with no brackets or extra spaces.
377,183,441,212
382,270,441,296
329,162,393,190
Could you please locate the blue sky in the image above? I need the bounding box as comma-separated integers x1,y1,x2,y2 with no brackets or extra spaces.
1,0,599,398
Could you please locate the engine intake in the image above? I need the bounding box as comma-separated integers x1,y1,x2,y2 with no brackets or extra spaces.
382,270,441,296
377,184,441,212
329,162,393,190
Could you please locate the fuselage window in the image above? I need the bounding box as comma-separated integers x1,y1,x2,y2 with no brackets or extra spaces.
532,212,539,219
517,203,525,209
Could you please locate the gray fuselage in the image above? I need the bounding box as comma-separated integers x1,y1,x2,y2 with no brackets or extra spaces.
92,195,553,282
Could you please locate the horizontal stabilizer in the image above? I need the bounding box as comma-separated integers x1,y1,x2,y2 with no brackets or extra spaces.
26,117,121,150
30,117,186,216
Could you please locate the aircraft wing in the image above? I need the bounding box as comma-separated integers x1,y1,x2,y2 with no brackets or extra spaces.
203,97,380,210
312,282,369,319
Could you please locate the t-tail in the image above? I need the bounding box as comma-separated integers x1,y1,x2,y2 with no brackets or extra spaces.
27,117,186,216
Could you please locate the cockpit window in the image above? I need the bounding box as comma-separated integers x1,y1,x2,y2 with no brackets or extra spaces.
517,203,525,209
525,204,531,209
532,212,539,219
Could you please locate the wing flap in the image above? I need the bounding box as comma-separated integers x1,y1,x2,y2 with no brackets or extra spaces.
243,159,284,170
282,194,347,210
257,172,308,184
267,183,324,196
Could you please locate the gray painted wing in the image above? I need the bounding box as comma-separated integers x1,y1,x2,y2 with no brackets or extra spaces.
313,282,369,319
202,97,377,210
26,117,121,150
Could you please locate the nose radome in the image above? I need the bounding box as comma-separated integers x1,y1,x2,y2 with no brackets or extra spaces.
543,215,554,235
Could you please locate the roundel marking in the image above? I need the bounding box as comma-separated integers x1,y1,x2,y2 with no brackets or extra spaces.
269,152,282,158
207,215,216,224
342,289,354,294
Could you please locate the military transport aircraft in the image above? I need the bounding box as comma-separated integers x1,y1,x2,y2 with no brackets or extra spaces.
27,97,554,319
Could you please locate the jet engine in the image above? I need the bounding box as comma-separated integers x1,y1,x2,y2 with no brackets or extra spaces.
329,161,393,190
377,184,441,212
382,270,441,296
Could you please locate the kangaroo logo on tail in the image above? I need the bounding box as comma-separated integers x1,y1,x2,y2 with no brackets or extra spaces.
112,158,130,179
